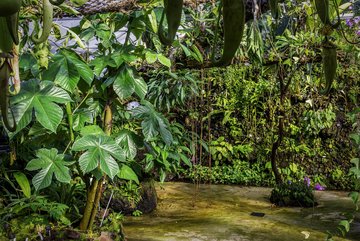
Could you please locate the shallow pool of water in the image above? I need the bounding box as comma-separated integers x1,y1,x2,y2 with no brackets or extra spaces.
123,182,360,241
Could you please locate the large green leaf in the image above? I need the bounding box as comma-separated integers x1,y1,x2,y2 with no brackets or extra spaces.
43,49,94,91
25,148,72,191
118,164,139,184
13,172,31,198
91,49,136,77
112,66,147,100
11,80,72,133
131,101,173,145
147,10,158,33
350,158,360,179
72,135,125,179
115,130,138,159
73,109,93,131
91,55,118,77
80,125,105,136
129,18,146,40
350,133,360,145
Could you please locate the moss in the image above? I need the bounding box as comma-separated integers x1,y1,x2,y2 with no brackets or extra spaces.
124,182,355,241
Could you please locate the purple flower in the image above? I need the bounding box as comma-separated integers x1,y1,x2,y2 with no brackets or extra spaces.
346,19,354,27
314,183,325,191
354,16,360,24
356,30,360,36
304,176,310,187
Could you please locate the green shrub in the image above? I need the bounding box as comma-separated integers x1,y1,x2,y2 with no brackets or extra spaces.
270,180,317,207
184,160,273,186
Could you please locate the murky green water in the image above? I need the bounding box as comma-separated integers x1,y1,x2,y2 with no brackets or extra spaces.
123,182,360,241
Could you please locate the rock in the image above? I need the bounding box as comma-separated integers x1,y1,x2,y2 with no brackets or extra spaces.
98,232,113,241
64,229,81,240
101,179,157,215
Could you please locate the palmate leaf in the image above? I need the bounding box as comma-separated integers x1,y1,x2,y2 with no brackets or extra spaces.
25,148,72,191
73,108,93,131
111,66,147,100
91,55,118,77
115,130,140,159
131,101,173,145
10,80,72,133
43,49,94,92
72,134,126,179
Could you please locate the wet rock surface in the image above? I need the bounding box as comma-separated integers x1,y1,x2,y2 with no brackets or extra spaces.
123,182,360,241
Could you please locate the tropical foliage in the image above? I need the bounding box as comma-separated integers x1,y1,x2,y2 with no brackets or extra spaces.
0,0,359,240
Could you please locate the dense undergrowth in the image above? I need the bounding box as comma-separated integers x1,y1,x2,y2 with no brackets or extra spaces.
179,59,359,190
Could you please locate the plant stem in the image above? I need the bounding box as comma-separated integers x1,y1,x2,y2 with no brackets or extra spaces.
72,90,91,114
199,69,204,166
104,103,112,136
88,178,104,230
80,178,99,230
10,44,20,95
207,71,212,179
66,102,74,143
270,66,290,185
84,101,113,230
211,2,223,62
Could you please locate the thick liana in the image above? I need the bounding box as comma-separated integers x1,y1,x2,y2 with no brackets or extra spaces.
212,0,245,67
0,61,16,132
0,0,22,17
158,0,184,46
32,0,54,44
320,40,337,95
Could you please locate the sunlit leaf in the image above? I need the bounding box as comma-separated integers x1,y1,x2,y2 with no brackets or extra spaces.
43,49,94,91
115,130,139,159
72,135,125,179
118,164,139,184
113,66,147,100
158,54,171,68
13,172,31,198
